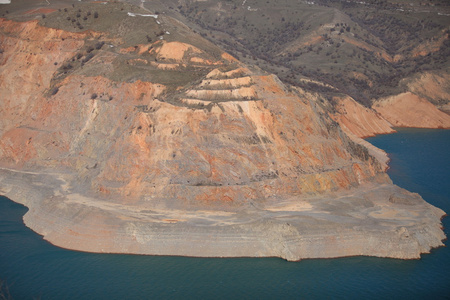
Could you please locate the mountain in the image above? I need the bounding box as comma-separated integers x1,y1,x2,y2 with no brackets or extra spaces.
0,0,446,261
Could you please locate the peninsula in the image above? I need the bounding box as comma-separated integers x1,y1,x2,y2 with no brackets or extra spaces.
0,0,448,261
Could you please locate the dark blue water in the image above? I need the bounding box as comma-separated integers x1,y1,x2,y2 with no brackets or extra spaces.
1,128,449,299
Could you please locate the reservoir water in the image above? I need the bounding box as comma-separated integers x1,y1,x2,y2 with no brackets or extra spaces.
1,128,449,299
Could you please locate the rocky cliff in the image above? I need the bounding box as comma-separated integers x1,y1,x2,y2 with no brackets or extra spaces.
0,2,446,261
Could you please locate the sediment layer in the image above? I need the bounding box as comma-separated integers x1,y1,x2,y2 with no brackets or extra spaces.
0,168,445,261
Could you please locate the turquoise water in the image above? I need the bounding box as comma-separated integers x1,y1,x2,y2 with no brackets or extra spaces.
1,128,449,299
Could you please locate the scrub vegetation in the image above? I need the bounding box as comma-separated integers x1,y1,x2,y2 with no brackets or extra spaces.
157,0,450,106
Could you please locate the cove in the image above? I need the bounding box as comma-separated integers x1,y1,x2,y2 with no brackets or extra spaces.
1,128,449,299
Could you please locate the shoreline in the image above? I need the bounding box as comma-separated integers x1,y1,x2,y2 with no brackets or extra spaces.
0,164,445,261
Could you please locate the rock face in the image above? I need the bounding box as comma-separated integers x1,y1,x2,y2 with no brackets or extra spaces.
0,12,446,261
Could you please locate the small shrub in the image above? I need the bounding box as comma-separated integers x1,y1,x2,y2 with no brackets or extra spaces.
62,63,73,70
95,41,105,50
42,14,46,19
91,93,98,100
94,12,98,18
50,87,59,95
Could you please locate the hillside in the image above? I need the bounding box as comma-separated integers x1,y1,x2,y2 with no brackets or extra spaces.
0,0,446,260
149,0,450,136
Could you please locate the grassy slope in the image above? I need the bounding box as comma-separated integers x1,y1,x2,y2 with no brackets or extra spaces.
0,1,228,90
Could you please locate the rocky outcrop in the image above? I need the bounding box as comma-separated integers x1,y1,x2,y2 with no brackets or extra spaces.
0,13,446,261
